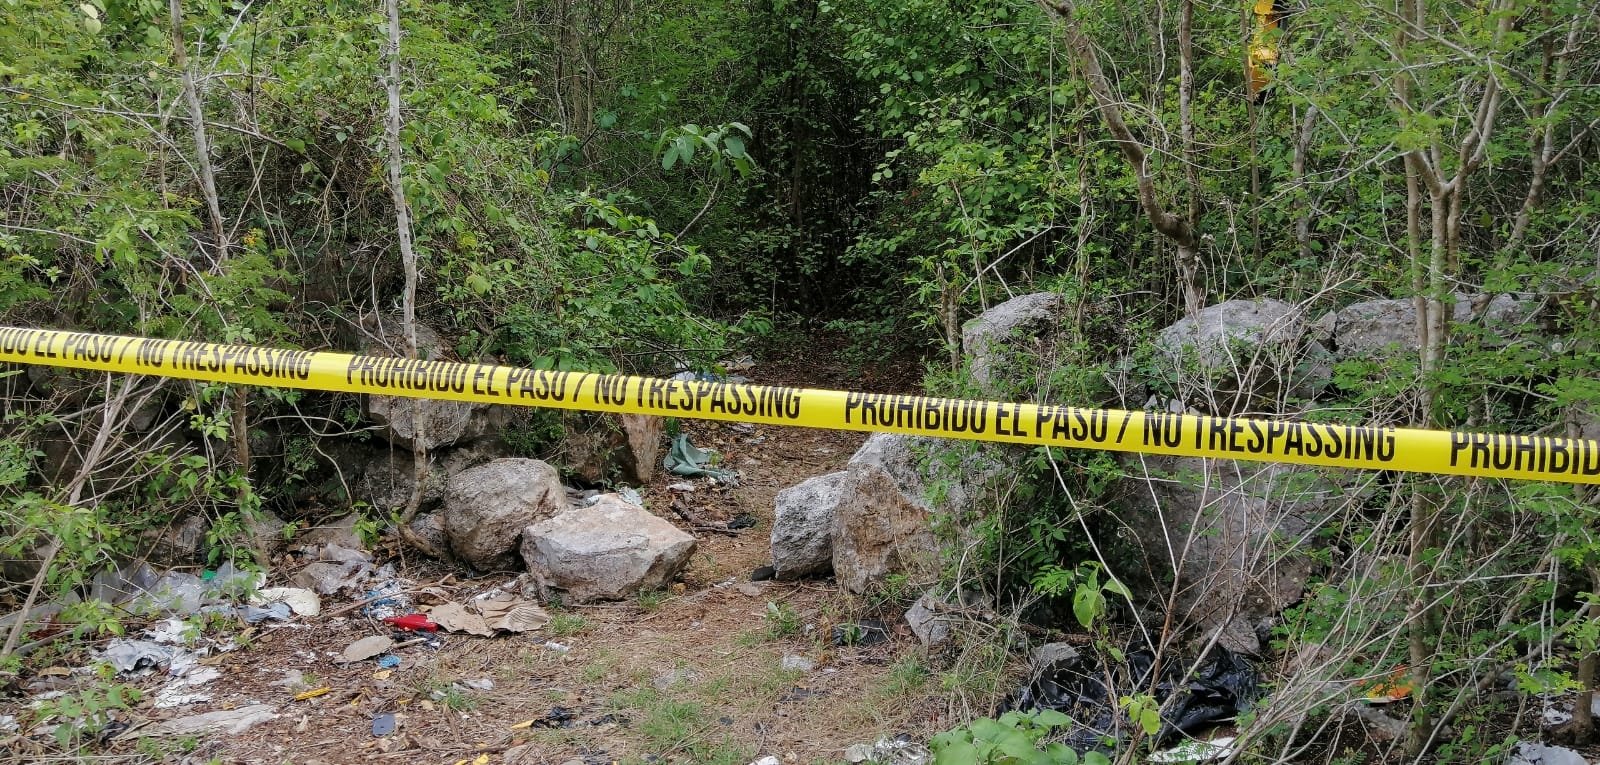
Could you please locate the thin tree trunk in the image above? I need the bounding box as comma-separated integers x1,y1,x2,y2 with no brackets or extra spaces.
1,378,134,658
384,0,435,555
172,0,252,509
1292,105,1318,263
170,0,227,261
1037,0,1202,316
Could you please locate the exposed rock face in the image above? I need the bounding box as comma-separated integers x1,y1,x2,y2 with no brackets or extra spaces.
145,514,209,566
905,590,954,648
1148,298,1323,413
354,440,508,514
1311,293,1536,361
443,458,567,570
558,413,665,485
962,292,1065,392
1116,456,1359,654
296,513,364,553
360,314,511,451
520,494,696,602
831,434,1006,593
770,471,846,580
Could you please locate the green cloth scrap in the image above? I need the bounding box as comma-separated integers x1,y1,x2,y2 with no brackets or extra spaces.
664,433,739,486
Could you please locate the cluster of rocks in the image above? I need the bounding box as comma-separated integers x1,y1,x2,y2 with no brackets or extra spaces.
770,290,1544,655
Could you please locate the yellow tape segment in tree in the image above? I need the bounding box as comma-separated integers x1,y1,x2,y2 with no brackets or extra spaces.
1,326,1597,484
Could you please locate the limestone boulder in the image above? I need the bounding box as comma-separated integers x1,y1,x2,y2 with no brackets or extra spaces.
557,412,665,485
962,292,1066,393
771,471,846,580
520,494,696,602
1312,293,1538,362
831,434,1008,594
443,458,567,570
359,314,511,450
1147,298,1323,413
1116,456,1362,654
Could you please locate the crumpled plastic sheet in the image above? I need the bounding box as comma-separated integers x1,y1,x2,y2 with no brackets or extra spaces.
664,433,740,486
1005,644,1261,751
99,639,199,677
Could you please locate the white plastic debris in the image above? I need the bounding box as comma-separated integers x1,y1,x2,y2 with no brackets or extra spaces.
250,587,321,616
1148,737,1237,763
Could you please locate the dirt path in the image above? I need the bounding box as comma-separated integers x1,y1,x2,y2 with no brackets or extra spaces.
44,335,945,765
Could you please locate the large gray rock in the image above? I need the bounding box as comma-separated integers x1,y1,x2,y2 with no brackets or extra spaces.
354,439,508,513
962,292,1065,392
831,434,1007,594
771,471,846,580
444,458,567,570
360,314,508,450
520,494,696,602
557,413,664,485
1148,298,1322,413
1312,293,1536,362
1117,456,1362,654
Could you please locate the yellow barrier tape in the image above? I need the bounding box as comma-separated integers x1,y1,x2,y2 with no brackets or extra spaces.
1,326,1597,484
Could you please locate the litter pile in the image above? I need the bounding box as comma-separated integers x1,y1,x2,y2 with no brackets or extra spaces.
1006,643,1260,753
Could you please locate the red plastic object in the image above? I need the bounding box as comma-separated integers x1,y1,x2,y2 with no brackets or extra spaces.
382,614,439,632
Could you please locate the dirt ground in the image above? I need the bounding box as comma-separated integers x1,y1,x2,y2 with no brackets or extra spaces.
2,335,952,765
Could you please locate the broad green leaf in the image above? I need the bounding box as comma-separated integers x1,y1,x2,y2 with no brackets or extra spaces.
934,741,979,765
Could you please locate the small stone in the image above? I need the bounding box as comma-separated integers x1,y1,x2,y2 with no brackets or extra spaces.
780,655,815,673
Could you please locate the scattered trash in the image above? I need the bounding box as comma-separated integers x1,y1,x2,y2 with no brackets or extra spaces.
0,715,17,733
664,434,740,486
1361,666,1413,704
339,635,394,663
831,619,890,647
1007,645,1260,750
148,704,278,736
668,482,696,492
1509,742,1588,765
545,641,571,653
430,602,492,637
844,735,931,764
361,583,413,620
749,757,781,765
427,594,550,636
617,486,645,506
243,602,293,623
373,669,394,680
154,689,212,709
1148,736,1237,763
727,513,757,530
372,712,396,737
780,655,815,673
464,678,495,691
294,687,330,701
100,639,189,675
383,614,440,632
471,591,551,633
250,587,321,617
146,618,193,645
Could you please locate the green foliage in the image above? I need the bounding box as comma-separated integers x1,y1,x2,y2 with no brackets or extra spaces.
27,671,142,750
764,600,802,639
930,709,1103,765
